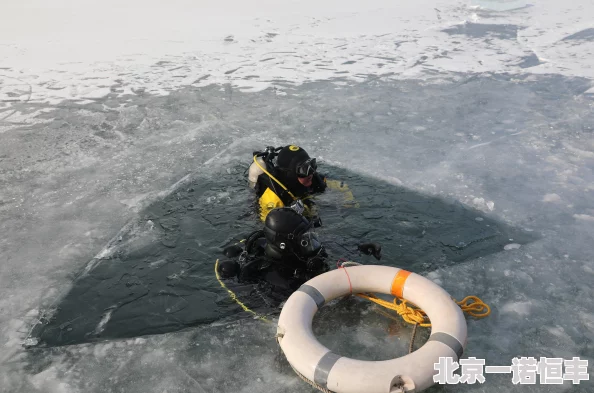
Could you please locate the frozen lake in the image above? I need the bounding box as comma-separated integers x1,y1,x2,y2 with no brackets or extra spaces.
1,0,593,392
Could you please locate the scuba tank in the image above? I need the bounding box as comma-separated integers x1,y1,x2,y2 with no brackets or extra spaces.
248,146,283,189
248,156,266,189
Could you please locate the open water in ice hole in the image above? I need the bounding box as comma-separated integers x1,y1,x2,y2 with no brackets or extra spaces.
31,162,536,348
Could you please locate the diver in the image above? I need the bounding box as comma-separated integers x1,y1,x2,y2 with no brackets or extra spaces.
216,207,382,299
247,144,358,222
248,144,327,222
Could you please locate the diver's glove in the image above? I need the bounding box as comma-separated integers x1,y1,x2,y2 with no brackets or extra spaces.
293,268,307,281
357,242,382,260
289,199,322,227
311,216,322,228
299,199,322,226
289,199,305,215
306,256,323,272
306,246,329,273
303,198,316,207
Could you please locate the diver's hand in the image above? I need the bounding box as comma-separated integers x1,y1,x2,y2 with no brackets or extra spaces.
293,268,307,281
306,256,328,277
311,216,322,228
358,242,382,260
289,199,305,215
303,199,321,224
306,256,322,272
265,146,277,155
303,199,316,208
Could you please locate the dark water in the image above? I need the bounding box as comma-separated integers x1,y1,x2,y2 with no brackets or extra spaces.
30,161,537,347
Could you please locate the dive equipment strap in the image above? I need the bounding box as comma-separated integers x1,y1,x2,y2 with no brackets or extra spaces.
253,154,296,200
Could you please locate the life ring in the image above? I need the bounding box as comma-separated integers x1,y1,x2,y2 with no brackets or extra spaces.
276,265,467,393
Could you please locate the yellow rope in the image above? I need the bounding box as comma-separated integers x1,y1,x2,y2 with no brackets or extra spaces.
358,294,432,327
455,295,492,318
214,259,271,323
357,293,491,328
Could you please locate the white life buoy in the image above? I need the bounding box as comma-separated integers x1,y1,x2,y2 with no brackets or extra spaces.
276,265,467,393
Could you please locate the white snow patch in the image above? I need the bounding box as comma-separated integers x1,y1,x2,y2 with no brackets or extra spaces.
1,0,594,123
93,342,114,359
542,193,561,203
29,366,73,393
501,301,532,316
472,197,495,211
504,243,521,250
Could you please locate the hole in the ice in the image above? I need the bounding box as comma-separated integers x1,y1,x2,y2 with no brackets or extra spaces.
30,162,537,347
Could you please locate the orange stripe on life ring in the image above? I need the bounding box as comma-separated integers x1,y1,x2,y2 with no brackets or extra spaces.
390,269,411,298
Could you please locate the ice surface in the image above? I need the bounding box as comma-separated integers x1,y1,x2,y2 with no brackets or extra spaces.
1,0,593,392
1,0,594,110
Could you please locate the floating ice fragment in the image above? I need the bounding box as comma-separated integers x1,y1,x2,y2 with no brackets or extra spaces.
501,301,531,316
23,337,39,347
472,197,494,211
504,243,521,250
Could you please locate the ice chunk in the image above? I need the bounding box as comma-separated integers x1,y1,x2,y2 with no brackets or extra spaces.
504,243,521,250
